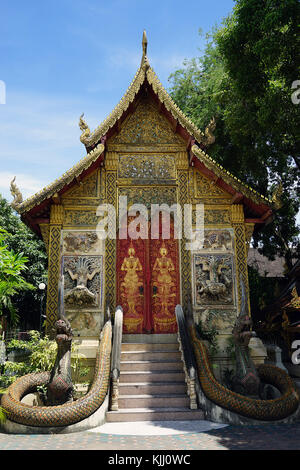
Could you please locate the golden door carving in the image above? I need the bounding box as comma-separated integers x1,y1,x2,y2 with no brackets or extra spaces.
117,216,179,334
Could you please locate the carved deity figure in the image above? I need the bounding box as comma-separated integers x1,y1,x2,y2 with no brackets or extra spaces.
195,255,232,304
152,246,176,317
120,246,143,317
65,257,100,306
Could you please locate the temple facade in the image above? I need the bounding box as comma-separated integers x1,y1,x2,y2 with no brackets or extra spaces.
12,34,278,369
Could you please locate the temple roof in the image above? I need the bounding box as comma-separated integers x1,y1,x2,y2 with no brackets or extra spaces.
10,31,279,227
78,49,211,150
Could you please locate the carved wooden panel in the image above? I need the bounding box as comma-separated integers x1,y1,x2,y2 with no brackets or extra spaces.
117,237,147,334
118,154,176,181
110,96,184,146
194,171,231,198
150,216,179,334
116,215,179,334
63,170,99,199
118,186,177,209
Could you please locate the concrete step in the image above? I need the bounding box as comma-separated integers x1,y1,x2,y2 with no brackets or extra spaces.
118,394,189,409
122,334,177,344
120,360,184,372
121,343,179,352
119,382,187,395
119,371,185,383
106,408,205,422
121,350,181,361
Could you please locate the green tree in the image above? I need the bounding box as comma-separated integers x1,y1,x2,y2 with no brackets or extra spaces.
168,1,300,269
0,196,48,330
215,0,300,270
0,229,34,327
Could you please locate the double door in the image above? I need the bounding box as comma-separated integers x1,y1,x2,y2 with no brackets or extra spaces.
117,218,180,334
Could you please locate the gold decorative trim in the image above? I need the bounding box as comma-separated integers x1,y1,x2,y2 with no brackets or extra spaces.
177,169,192,306
50,204,64,225
45,224,62,337
231,204,244,224
191,144,273,208
233,222,250,312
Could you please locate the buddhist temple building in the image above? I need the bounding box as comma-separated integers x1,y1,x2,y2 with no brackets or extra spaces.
11,32,278,365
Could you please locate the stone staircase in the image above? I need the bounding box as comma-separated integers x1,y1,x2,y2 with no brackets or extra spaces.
106,334,204,422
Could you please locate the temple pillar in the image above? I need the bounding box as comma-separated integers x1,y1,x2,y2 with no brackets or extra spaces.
231,204,250,312
105,152,118,312
177,151,192,308
45,204,63,337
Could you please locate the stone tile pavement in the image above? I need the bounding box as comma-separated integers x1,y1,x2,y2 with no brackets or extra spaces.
0,420,300,451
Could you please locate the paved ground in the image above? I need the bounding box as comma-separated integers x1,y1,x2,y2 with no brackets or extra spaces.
1,420,300,451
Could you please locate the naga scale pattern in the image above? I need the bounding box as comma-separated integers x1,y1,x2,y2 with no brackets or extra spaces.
1,321,112,427
190,326,299,421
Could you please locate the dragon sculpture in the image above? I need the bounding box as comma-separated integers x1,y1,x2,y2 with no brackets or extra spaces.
190,281,300,421
1,277,112,427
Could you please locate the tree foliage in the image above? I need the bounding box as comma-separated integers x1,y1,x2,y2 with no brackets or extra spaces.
0,196,48,329
0,229,34,326
168,0,300,269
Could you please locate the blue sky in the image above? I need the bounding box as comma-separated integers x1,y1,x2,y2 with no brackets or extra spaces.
0,0,236,202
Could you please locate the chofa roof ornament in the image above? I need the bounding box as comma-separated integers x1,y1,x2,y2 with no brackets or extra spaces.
141,30,148,67
10,176,23,211
204,116,216,146
79,113,91,146
271,181,283,209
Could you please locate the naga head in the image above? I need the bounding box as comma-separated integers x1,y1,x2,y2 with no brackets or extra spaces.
232,280,255,346
55,318,73,344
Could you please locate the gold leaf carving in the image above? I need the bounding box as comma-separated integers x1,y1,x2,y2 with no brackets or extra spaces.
118,154,175,180
63,171,98,199
111,97,184,146
195,171,230,198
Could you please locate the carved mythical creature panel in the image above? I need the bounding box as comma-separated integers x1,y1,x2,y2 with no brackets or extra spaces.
193,308,237,333
193,229,233,252
193,254,235,306
65,311,101,337
63,256,103,309
62,230,103,255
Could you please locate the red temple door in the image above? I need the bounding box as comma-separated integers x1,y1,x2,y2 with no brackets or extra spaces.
117,214,180,334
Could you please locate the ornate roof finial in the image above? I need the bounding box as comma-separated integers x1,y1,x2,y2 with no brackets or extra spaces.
79,113,91,146
141,30,148,66
10,176,23,211
204,116,216,146
271,181,283,209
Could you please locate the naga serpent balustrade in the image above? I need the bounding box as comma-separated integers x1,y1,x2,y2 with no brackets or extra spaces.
1,320,112,427
190,325,299,421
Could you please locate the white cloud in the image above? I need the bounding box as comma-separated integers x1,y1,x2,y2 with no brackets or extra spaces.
0,171,49,202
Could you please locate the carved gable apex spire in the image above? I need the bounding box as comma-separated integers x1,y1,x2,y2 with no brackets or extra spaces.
141,30,148,66
78,32,215,150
